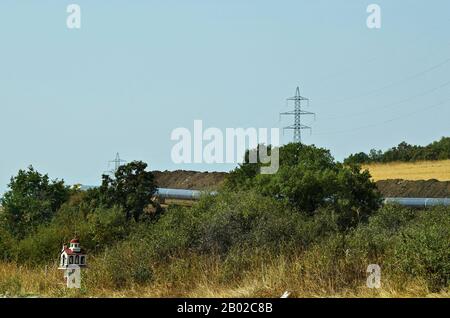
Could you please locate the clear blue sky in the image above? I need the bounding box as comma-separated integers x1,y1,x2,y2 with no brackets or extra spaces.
1,0,449,192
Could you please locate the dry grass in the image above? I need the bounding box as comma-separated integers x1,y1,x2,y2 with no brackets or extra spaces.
1,254,448,298
362,160,450,181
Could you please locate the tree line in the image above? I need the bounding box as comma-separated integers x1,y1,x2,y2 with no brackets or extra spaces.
344,137,450,165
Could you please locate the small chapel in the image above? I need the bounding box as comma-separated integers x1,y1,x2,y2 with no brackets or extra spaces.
59,237,87,269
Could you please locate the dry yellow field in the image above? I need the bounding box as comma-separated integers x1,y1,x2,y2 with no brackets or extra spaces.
362,160,450,181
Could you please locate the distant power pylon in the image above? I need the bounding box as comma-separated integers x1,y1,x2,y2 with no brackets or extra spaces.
280,86,315,143
105,152,126,176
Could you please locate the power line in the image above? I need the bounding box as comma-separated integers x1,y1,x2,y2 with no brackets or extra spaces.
322,78,450,120
316,40,450,88
315,55,450,106
315,96,450,136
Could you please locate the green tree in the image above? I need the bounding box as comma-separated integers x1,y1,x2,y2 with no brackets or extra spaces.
1,166,70,238
225,143,382,231
98,161,158,221
343,152,370,165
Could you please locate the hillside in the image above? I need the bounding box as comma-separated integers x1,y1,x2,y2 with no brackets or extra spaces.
362,160,450,182
153,170,227,190
376,179,450,198
153,169,450,198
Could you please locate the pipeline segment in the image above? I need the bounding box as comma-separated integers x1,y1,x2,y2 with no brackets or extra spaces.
383,197,450,208
155,188,450,207
79,185,450,207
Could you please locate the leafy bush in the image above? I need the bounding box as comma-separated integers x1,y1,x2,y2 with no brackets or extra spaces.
14,221,72,265
96,189,347,288
0,223,15,261
391,207,450,291
137,190,342,257
346,205,417,261
340,205,450,292
196,191,293,253
13,203,129,265
95,237,156,288
87,206,129,250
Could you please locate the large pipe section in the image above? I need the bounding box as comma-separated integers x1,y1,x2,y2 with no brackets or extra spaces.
79,185,450,207
155,188,216,200
155,189,450,207
383,197,450,208
78,185,215,200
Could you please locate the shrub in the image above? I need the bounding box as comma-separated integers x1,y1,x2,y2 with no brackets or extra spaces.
0,223,15,261
87,206,129,250
342,205,450,292
14,223,69,265
346,205,417,261
98,239,156,288
197,192,344,253
195,191,291,253
391,207,450,291
13,203,129,265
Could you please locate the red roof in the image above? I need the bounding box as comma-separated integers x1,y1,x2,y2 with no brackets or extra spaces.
70,238,79,243
63,247,85,255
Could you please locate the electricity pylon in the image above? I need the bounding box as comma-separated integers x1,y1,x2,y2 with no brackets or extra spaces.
105,152,126,176
280,86,315,143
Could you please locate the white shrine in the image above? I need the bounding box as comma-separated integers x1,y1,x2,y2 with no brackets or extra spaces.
59,237,87,269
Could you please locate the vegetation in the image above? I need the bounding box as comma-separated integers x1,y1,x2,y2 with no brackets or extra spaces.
0,166,70,238
225,143,382,231
96,160,159,221
0,198,448,297
0,145,448,297
344,137,450,165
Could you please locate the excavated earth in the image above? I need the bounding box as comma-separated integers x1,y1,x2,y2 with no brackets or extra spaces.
153,170,227,191
154,170,450,198
375,179,450,198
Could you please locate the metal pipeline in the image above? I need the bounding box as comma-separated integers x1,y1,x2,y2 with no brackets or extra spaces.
78,185,215,200
79,185,450,207
155,188,450,207
383,197,450,208
155,188,216,200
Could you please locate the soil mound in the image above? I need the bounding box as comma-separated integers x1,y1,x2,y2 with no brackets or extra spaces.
153,170,450,198
375,179,450,198
153,170,227,190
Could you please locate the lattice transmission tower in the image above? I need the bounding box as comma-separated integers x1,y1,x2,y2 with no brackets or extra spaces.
280,86,315,143
105,152,126,176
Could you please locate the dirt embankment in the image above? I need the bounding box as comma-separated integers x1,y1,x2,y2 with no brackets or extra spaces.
375,179,450,198
153,170,450,198
153,170,227,191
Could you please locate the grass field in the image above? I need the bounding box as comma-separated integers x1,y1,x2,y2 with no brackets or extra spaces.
363,160,450,181
1,257,448,298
